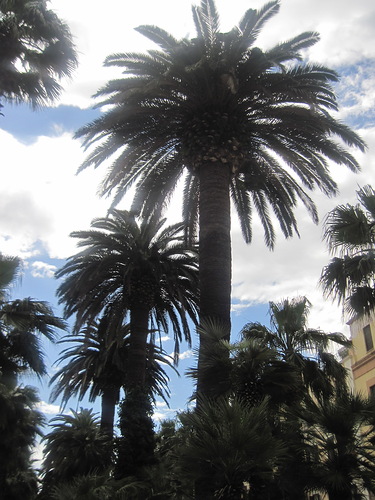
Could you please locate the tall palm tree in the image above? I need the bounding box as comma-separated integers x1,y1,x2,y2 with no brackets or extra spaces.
320,185,375,317
0,253,66,389
0,0,77,108
241,296,350,398
50,320,177,437
75,0,365,397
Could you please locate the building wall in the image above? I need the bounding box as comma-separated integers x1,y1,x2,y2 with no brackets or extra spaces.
347,313,375,398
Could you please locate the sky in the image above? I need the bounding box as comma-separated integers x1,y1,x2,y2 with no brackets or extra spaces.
1,0,375,436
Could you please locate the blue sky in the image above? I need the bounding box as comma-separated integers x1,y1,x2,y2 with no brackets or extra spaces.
1,0,375,437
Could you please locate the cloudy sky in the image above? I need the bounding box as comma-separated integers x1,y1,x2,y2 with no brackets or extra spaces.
1,0,375,426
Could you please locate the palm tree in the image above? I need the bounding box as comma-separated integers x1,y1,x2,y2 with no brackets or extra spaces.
40,409,113,497
0,253,66,389
0,0,77,108
56,210,198,476
178,397,284,500
56,210,198,392
75,0,365,398
0,254,65,498
320,185,375,318
0,383,44,499
241,296,350,398
188,318,301,405
49,320,177,437
301,390,375,500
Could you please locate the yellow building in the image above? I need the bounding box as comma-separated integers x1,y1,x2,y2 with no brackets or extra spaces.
338,314,375,500
342,313,375,398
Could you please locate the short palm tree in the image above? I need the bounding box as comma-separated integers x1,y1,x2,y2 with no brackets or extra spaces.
75,0,365,398
50,320,176,437
242,296,350,398
40,409,112,497
0,0,77,108
178,397,284,499
0,383,44,500
302,390,375,500
320,185,375,317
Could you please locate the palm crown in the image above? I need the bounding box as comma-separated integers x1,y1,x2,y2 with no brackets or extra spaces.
321,185,375,317
56,210,199,355
0,254,66,388
77,0,365,246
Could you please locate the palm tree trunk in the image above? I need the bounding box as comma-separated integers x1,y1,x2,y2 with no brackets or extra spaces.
196,162,232,399
100,387,118,437
128,303,150,389
115,302,155,479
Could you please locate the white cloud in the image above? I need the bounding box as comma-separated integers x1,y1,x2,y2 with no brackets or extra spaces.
153,400,180,422
177,350,194,361
160,335,171,343
36,401,61,415
31,261,57,278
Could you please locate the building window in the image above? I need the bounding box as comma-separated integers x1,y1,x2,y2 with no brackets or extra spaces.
363,324,374,351
370,385,375,399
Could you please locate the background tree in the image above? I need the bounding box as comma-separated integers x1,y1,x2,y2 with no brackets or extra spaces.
50,320,176,437
241,296,350,399
301,390,375,500
56,211,198,478
75,0,365,400
0,253,65,499
0,0,77,108
40,409,113,498
0,253,66,388
0,384,44,500
320,185,375,317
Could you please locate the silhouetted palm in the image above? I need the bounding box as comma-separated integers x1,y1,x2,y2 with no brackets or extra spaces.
40,408,112,497
56,210,198,391
302,390,375,500
321,185,375,317
0,254,65,498
50,320,176,436
76,0,365,398
0,383,44,499
56,211,198,476
0,254,66,389
0,0,77,107
242,296,350,398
